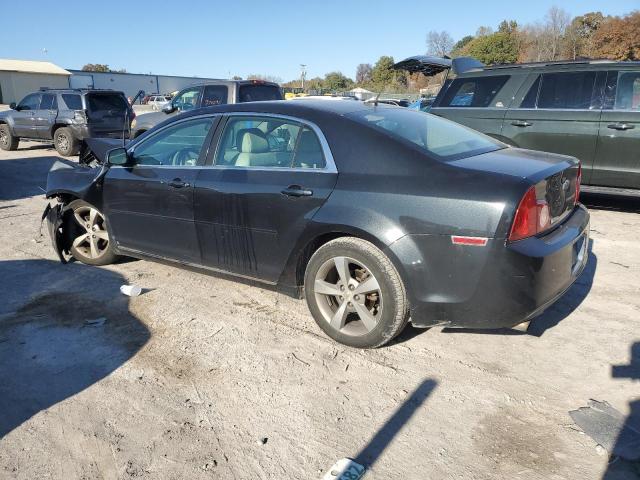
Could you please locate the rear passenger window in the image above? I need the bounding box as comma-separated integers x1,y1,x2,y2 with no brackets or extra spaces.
604,71,640,110
62,94,82,110
202,85,228,106
40,93,57,110
537,71,596,109
215,117,325,169
440,75,509,107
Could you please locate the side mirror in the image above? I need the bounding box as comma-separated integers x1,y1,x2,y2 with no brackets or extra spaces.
106,147,129,166
9,102,17,110
162,103,175,114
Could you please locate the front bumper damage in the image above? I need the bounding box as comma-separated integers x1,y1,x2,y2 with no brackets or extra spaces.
42,202,74,264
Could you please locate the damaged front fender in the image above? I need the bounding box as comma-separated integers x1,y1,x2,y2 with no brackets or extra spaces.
44,158,111,263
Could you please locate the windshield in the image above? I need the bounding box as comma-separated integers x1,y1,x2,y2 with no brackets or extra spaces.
238,84,283,102
346,107,503,161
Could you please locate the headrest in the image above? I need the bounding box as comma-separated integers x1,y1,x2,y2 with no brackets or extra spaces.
241,129,269,153
298,129,321,153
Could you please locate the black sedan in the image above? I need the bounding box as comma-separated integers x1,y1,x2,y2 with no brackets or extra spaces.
45,100,589,348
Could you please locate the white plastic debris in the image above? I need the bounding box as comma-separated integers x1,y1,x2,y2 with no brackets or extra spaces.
120,284,142,297
321,458,365,480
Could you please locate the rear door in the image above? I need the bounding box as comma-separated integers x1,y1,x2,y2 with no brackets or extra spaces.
501,70,602,184
103,115,218,263
194,114,337,282
85,92,129,138
591,69,640,188
33,93,58,139
12,93,41,137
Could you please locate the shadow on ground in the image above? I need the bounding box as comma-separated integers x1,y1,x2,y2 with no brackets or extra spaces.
0,155,62,201
581,193,640,214
0,259,150,439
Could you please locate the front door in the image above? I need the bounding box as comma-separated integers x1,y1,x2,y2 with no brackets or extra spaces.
34,93,58,139
591,70,640,189
194,115,338,283
12,93,40,137
501,70,602,185
103,115,218,263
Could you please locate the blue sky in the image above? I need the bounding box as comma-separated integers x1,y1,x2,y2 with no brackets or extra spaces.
2,1,637,81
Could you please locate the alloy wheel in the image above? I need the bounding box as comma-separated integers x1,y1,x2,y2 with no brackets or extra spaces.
0,130,7,148
57,133,69,152
313,256,382,336
71,206,110,259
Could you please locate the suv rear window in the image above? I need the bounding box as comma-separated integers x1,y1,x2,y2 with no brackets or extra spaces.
537,71,596,109
62,94,83,110
238,84,283,102
86,93,128,112
346,108,503,161
440,75,509,107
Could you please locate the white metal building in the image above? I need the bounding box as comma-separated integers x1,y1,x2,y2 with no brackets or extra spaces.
0,59,70,104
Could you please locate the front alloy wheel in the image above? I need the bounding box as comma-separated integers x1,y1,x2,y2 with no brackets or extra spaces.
304,237,409,348
67,200,117,266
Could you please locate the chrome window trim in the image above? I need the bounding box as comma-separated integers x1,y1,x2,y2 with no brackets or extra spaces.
209,112,338,174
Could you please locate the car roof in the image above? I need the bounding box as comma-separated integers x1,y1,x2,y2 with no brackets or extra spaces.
461,59,640,76
177,99,396,119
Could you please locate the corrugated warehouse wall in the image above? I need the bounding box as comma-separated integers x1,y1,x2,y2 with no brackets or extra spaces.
0,72,68,104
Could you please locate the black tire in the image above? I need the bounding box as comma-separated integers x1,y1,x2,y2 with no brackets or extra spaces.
0,124,19,151
304,237,409,348
54,127,79,156
67,200,118,266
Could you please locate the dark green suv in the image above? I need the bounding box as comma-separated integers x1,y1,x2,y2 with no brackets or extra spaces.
395,57,640,194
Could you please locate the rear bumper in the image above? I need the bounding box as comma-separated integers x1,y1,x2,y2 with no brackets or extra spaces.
69,124,128,140
387,204,590,329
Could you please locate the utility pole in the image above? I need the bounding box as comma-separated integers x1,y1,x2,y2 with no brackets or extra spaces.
300,64,307,91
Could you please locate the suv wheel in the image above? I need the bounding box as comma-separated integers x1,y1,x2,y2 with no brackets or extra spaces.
0,124,19,151
54,127,79,156
304,237,409,348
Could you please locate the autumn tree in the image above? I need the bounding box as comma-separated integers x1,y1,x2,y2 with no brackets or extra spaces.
592,11,640,60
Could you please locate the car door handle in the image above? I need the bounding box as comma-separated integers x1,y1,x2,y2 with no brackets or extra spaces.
607,123,635,131
511,120,532,127
281,185,313,197
166,178,190,188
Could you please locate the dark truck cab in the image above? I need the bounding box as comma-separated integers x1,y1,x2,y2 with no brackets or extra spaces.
131,79,283,138
0,88,132,156
394,56,640,195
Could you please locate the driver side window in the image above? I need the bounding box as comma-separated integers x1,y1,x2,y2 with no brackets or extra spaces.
172,87,201,112
131,117,214,167
19,94,41,111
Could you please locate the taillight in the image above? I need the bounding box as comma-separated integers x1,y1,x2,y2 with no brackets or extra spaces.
575,163,581,204
508,186,551,242
130,109,136,121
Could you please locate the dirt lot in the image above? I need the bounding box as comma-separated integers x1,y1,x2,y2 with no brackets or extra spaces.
0,141,638,480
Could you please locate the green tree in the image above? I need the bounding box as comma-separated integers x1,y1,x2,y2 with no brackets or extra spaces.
370,56,395,89
323,71,354,91
81,63,110,72
451,35,475,56
464,32,519,64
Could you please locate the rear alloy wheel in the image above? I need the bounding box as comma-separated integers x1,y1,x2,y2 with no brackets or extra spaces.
54,127,79,156
68,200,117,266
304,237,409,348
0,124,19,151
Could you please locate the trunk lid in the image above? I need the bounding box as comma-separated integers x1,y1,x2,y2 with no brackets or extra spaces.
451,147,581,229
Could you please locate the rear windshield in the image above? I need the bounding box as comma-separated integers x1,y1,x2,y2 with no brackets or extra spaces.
238,84,283,102
346,108,503,161
86,93,128,112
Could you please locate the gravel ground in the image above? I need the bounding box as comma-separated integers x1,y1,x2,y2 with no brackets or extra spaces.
0,141,638,480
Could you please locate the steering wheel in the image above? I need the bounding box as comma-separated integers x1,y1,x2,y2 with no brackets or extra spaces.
171,147,201,166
